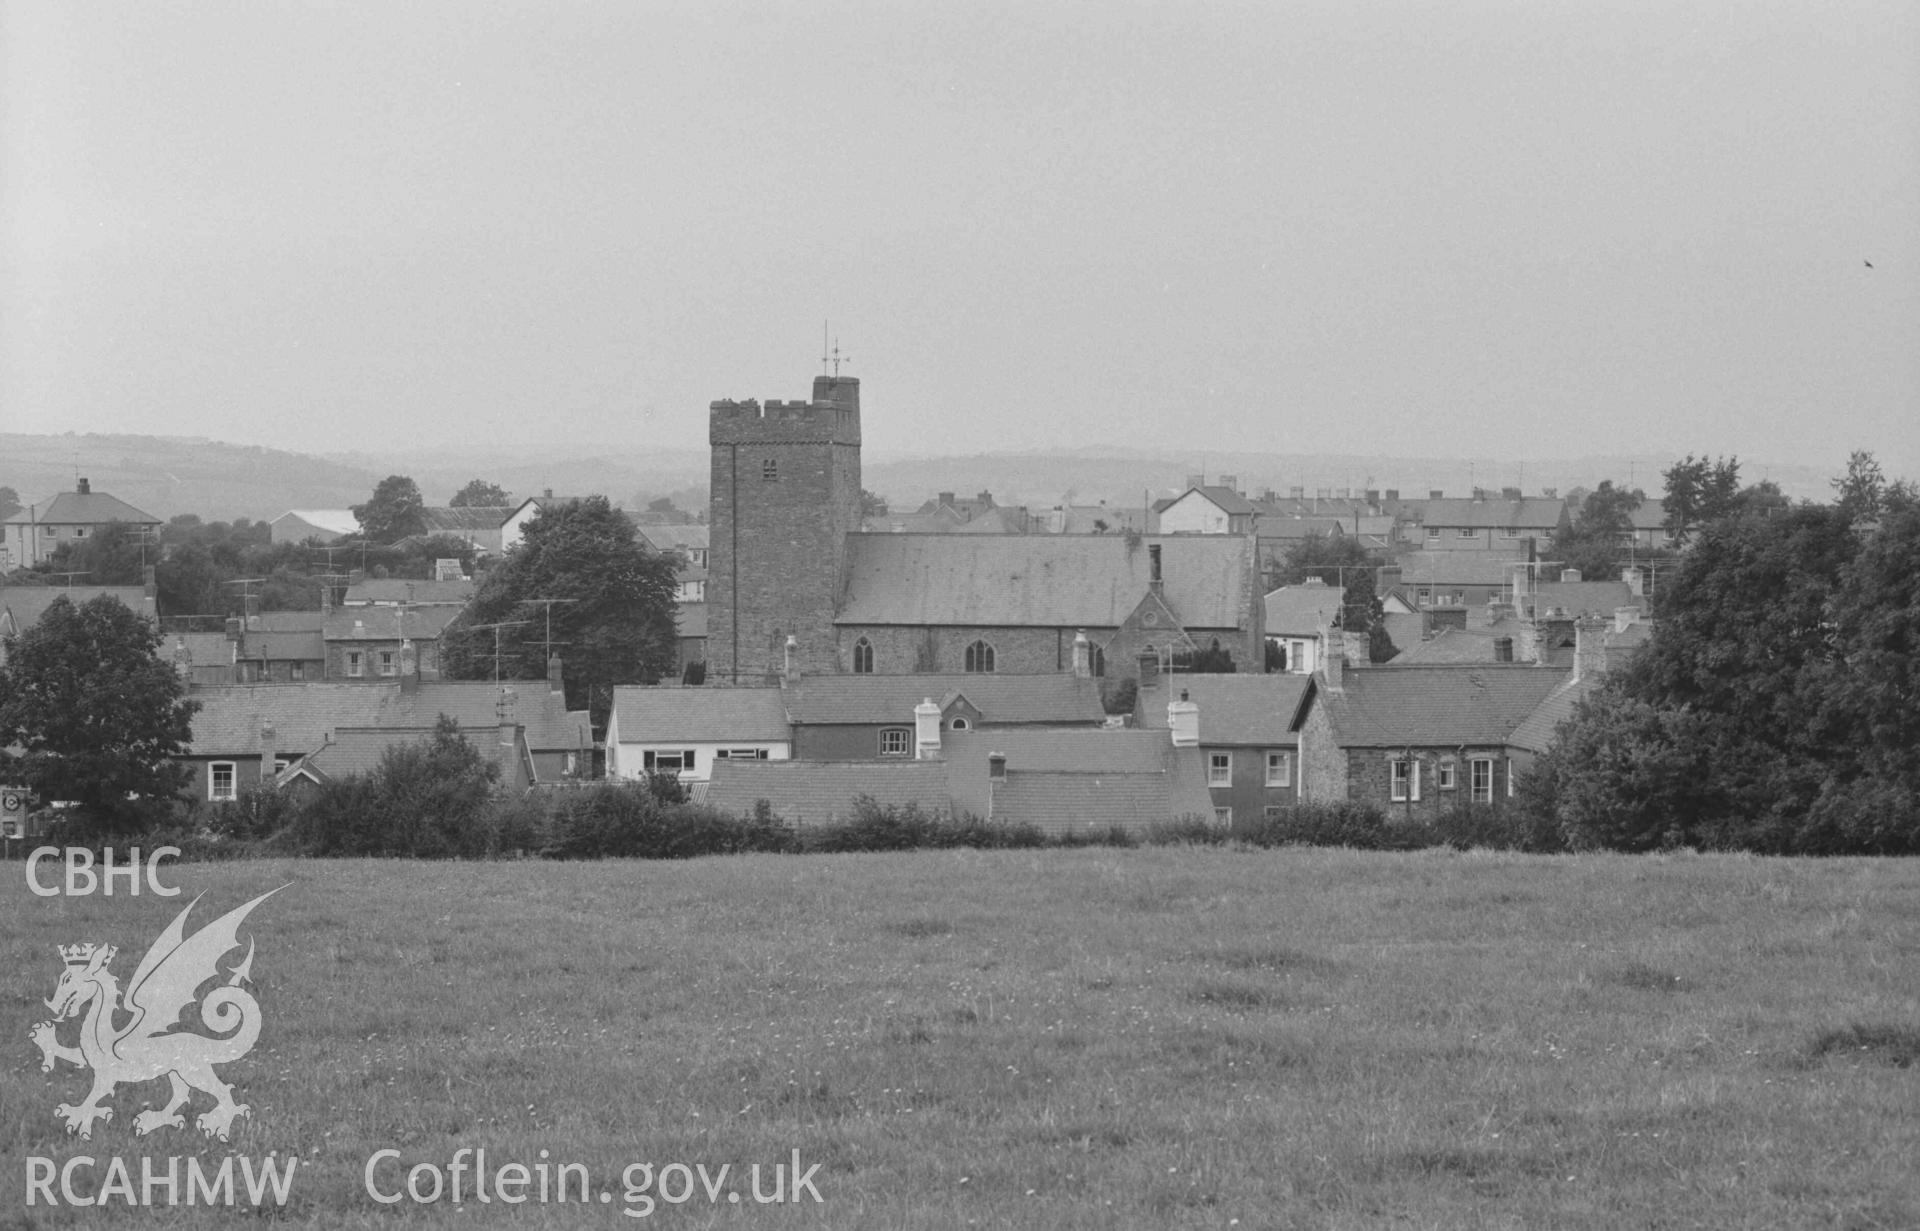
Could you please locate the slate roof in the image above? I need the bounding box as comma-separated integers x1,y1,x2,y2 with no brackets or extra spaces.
1524,580,1636,617
419,506,511,533
255,610,326,632
1136,674,1310,745
836,534,1255,628
941,729,1213,824
636,524,710,554
1387,623,1527,666
609,686,791,744
784,674,1105,726
704,759,953,824
1172,486,1258,516
990,771,1193,834
10,489,159,526
1263,582,1345,635
343,578,474,605
244,629,326,661
324,605,465,641
1309,665,1572,748
0,586,152,632
1042,505,1153,535
1508,676,1601,754
1255,518,1348,542
1392,553,1532,586
172,632,233,666
291,727,438,781
187,681,588,755
1418,498,1566,530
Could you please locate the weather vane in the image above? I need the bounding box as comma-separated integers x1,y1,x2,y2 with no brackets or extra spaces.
821,322,850,377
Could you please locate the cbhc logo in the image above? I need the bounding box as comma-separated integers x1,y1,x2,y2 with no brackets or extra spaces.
25,848,182,898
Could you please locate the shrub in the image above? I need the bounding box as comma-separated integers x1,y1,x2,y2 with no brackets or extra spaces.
1236,801,1428,851
799,798,1045,853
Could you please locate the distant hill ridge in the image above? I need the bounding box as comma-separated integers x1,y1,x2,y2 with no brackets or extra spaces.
2,432,1840,522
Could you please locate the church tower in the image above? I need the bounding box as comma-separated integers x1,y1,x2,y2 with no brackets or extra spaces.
708,373,862,682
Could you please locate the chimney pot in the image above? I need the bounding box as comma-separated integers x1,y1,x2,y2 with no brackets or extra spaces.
1167,691,1200,746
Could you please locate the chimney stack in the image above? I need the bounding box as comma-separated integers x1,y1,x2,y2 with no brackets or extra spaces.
1561,567,1583,583
1622,566,1644,598
783,635,800,684
77,477,90,495
1167,689,1200,747
172,636,193,681
1148,543,1163,589
259,721,277,789
1321,624,1344,691
914,698,942,760
1071,630,1091,678
1573,616,1609,682
548,653,565,693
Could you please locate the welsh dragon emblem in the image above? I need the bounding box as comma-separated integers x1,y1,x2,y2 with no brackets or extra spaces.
30,887,284,1141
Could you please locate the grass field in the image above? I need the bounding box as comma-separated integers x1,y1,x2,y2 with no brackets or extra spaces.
4,847,1919,1229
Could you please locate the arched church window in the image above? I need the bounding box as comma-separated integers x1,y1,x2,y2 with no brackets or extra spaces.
852,638,873,673
965,640,996,673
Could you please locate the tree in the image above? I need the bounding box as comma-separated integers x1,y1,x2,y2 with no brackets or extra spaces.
0,486,20,521
43,521,150,586
860,489,888,518
1831,449,1885,524
1270,533,1381,590
1339,569,1398,663
439,496,678,724
1660,455,1741,545
450,479,511,508
0,594,198,835
1548,480,1643,580
352,475,427,543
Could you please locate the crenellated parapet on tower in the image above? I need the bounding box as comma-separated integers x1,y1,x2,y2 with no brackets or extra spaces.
709,375,862,682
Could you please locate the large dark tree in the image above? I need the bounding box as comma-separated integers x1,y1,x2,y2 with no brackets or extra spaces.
1530,462,1920,853
0,594,198,835
0,486,20,522
353,475,427,543
1548,480,1643,580
1339,568,1398,663
450,479,511,508
42,520,151,586
1660,455,1741,545
1269,533,1381,590
439,496,678,725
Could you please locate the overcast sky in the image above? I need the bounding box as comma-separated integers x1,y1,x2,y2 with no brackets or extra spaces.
3,1,1915,474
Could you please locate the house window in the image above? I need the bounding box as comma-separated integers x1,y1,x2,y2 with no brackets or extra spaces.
378,650,397,676
272,757,291,775
879,728,911,756
643,750,693,774
1263,804,1285,821
1212,807,1233,827
1088,644,1106,677
852,637,873,673
762,458,778,482
1437,760,1457,791
346,651,364,677
74,527,88,538
1390,758,1421,802
1416,588,1431,603
291,661,306,681
950,717,970,731
1456,527,1477,539
209,762,237,802
1208,752,1232,786
1265,752,1291,788
715,748,769,760
1501,527,1521,539
1425,526,1441,541
1471,758,1494,803
965,640,995,673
